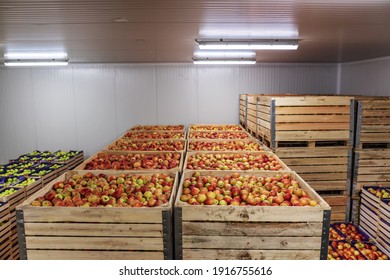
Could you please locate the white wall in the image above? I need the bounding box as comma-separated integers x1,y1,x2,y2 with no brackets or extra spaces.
0,63,338,163
340,56,390,96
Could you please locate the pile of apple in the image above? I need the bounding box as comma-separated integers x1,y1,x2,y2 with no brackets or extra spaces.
327,245,342,260
0,188,19,199
84,153,181,170
179,172,319,207
124,131,185,140
188,141,264,151
108,139,185,151
367,187,390,198
30,172,175,208
330,241,366,260
334,223,369,242
354,242,389,260
190,125,243,131
131,125,184,131
189,131,249,140
329,227,345,241
186,153,283,171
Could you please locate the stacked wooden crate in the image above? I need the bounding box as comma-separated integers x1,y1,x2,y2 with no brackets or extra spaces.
177,126,331,260
250,94,355,222
246,95,258,135
351,97,390,223
239,94,247,128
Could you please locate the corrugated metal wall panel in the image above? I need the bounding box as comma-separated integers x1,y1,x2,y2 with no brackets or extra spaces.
238,63,338,94
72,65,117,157
0,63,338,163
0,68,37,162
32,68,77,151
340,56,390,96
156,65,199,125
198,66,239,124
114,65,157,134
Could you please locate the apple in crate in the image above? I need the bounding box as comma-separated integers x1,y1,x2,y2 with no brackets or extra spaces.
30,173,174,208
179,172,319,207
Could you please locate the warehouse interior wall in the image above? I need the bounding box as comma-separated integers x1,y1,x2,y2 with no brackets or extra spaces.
0,62,338,162
339,56,390,96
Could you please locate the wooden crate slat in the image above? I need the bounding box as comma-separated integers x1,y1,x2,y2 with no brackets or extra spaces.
282,157,348,165
276,115,350,123
182,222,322,237
275,106,350,115
321,195,347,206
27,250,164,260
276,123,350,131
25,236,163,251
275,131,350,142
290,164,348,173
298,172,348,181
274,96,351,106
182,235,321,250
181,205,324,222
305,181,348,192
24,223,163,237
183,249,320,260
21,205,164,223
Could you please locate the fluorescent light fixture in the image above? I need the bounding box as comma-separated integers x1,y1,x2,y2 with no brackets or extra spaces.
193,51,256,58
4,60,69,67
4,52,69,66
4,52,68,59
193,59,256,65
197,39,298,50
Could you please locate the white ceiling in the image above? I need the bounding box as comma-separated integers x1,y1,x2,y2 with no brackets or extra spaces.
0,0,390,63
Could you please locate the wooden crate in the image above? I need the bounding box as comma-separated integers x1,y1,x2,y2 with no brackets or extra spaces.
239,95,247,128
105,139,187,152
1,187,26,212
0,202,9,224
16,170,179,260
275,146,353,222
352,149,390,196
187,139,270,152
129,125,185,131
355,97,390,149
74,151,184,173
174,170,331,260
255,95,354,148
183,151,290,171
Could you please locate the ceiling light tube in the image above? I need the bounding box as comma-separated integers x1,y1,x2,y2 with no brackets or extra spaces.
193,59,256,65
193,51,256,58
4,52,68,59
4,58,69,67
198,40,298,50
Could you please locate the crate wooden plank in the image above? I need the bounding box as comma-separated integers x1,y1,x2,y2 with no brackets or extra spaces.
276,123,350,131
26,250,164,260
275,131,350,141
275,147,350,158
299,173,348,181
183,236,321,250
321,195,347,206
24,223,163,237
305,181,347,192
274,96,351,106
275,114,350,123
360,126,390,133
282,157,348,165
181,205,325,222
26,236,163,251
247,114,256,123
291,165,347,173
275,106,350,115
182,222,322,237
179,248,320,260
